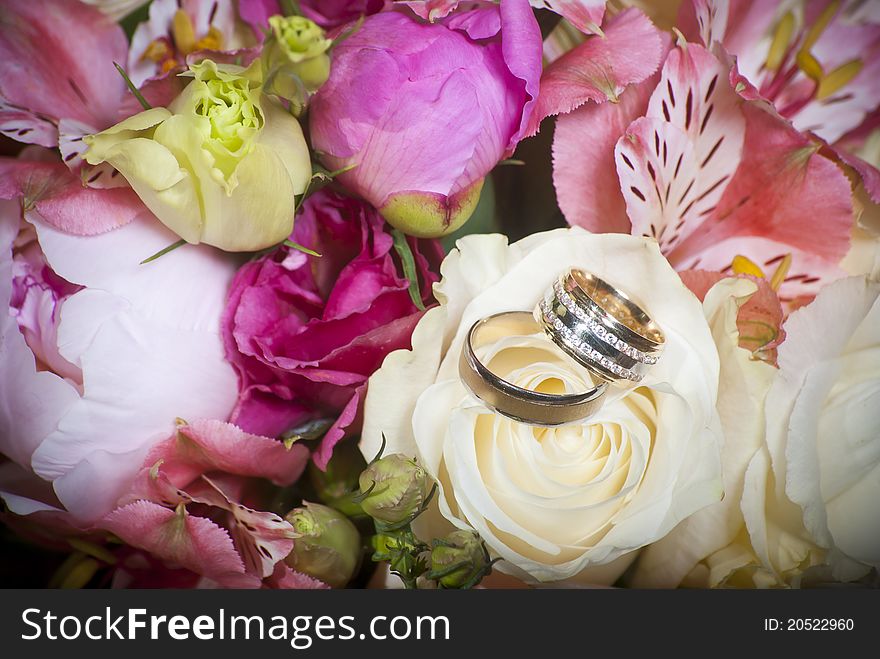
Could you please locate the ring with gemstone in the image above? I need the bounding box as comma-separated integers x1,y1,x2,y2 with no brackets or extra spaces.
536,268,664,383
459,311,608,426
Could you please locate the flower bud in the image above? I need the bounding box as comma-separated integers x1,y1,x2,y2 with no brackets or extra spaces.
428,530,493,589
263,15,332,94
358,454,433,527
284,502,361,588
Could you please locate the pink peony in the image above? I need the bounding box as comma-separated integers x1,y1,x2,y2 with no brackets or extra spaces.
222,189,443,467
0,179,239,523
309,0,542,237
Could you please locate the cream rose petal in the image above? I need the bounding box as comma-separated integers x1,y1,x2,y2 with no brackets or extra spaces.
768,275,880,579
633,278,777,587
363,228,724,584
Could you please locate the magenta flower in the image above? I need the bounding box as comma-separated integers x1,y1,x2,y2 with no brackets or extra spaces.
222,189,443,467
309,0,542,237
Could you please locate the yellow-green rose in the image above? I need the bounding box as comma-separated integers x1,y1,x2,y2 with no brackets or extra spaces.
84,60,311,252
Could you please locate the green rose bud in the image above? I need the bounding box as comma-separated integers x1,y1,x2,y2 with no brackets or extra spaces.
358,454,434,527
427,530,494,589
263,14,332,100
284,502,361,588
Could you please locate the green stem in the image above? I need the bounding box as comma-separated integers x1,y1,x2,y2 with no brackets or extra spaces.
140,239,186,265
114,62,151,111
391,228,425,312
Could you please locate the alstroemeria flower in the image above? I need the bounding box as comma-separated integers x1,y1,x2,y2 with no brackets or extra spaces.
127,0,252,87
553,34,854,306
81,0,151,21
103,419,314,588
84,60,311,252
679,0,880,207
0,201,239,523
309,0,542,237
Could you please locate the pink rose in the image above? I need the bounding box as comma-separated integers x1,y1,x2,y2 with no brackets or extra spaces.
222,189,443,467
309,0,541,237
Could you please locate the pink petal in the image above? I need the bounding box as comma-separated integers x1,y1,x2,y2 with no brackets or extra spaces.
118,74,188,119
530,0,607,35
680,269,785,362
191,476,296,579
553,74,657,233
144,419,309,488
615,43,745,252
0,155,144,234
0,0,127,145
102,500,258,588
0,102,56,148
265,563,330,590
499,0,543,149
398,0,462,21
778,15,880,144
58,119,127,188
670,102,853,276
238,0,280,39
313,387,364,470
674,235,847,306
526,9,665,135
837,149,880,205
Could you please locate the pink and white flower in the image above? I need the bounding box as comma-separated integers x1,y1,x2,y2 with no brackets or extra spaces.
553,32,855,305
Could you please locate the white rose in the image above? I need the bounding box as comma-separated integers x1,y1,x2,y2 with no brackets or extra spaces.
635,275,880,587
361,228,723,584
766,275,880,582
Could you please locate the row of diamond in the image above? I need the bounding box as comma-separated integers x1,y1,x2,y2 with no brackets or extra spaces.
553,280,659,365
540,298,644,382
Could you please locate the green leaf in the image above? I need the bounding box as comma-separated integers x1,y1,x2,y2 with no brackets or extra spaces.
280,0,302,16
283,239,322,257
140,239,186,265
114,62,152,111
391,228,425,311
280,418,335,449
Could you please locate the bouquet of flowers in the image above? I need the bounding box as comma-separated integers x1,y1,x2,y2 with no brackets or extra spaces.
1,0,878,590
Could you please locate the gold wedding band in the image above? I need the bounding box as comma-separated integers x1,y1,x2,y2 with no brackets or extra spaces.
537,268,665,383
459,311,608,426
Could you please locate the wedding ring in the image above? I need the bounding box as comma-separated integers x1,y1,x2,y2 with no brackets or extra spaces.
537,268,664,383
459,311,608,426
